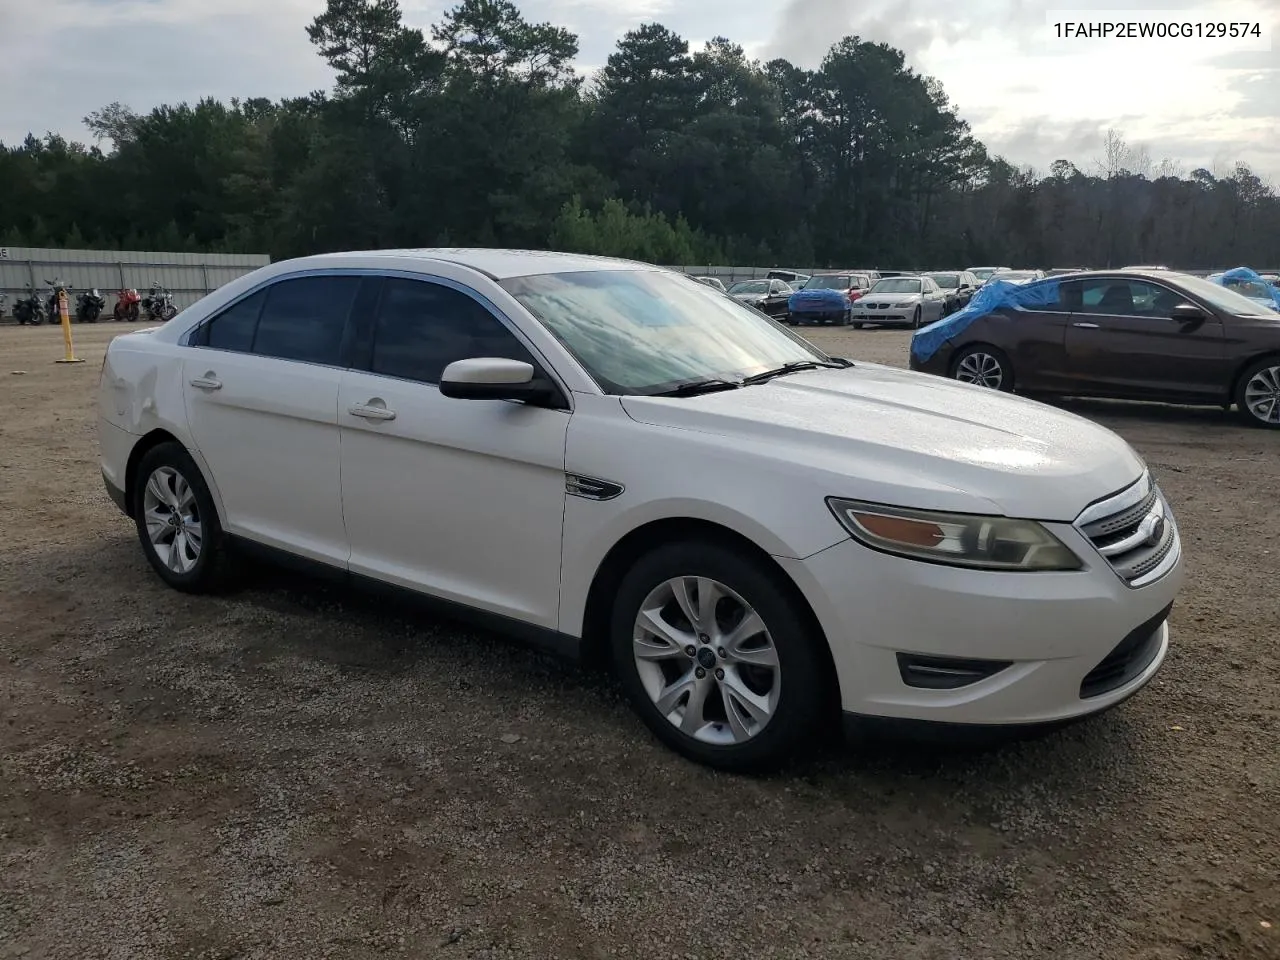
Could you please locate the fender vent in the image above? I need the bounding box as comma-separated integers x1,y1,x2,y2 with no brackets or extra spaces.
565,474,624,501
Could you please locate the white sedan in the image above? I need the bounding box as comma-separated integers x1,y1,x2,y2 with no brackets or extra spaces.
98,249,1184,771
851,276,949,328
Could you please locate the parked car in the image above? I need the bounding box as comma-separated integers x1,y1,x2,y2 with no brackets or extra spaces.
766,269,810,288
967,267,1011,284
908,269,1280,428
851,275,948,328
98,249,1185,770
1206,271,1280,313
787,273,873,326
994,270,1046,285
727,278,793,318
923,271,980,314
692,276,726,292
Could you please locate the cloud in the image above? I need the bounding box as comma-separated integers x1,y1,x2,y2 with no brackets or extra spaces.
4,0,1280,182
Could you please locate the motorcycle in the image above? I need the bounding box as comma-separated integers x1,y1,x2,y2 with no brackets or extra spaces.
75,288,106,323
113,287,141,322
45,278,73,325
13,284,47,325
140,282,177,322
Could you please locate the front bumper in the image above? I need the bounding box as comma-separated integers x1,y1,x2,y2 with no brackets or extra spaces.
775,519,1183,726
790,308,847,325
907,340,954,376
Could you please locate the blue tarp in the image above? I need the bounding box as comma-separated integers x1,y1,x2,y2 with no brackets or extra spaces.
1208,266,1280,310
910,278,1062,363
788,288,847,311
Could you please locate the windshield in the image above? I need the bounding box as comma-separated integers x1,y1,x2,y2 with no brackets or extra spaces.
802,275,851,290
969,268,997,281
1001,271,1039,282
926,273,959,288
729,280,769,295
870,278,921,294
1224,279,1272,300
1177,274,1278,316
502,270,829,395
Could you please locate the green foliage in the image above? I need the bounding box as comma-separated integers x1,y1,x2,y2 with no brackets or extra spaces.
0,0,1276,268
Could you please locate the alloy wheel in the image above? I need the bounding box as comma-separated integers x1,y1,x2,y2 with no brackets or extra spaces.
142,466,203,574
631,576,780,746
1243,364,1280,424
955,351,1005,389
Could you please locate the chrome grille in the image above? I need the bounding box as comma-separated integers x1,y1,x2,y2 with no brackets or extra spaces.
1076,473,1178,587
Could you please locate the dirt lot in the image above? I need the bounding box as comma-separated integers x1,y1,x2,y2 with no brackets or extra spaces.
1,321,1277,960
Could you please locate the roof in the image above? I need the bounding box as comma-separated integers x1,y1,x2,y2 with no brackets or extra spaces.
298,248,660,280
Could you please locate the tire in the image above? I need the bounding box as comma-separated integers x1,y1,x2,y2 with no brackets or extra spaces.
910,306,922,329
950,344,1014,392
132,442,237,593
841,310,852,326
1235,357,1280,429
609,540,828,772
852,322,863,330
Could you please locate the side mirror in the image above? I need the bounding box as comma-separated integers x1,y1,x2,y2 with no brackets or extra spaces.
1170,303,1204,322
439,357,556,404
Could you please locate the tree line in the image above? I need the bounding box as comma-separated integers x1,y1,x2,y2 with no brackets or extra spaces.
0,0,1275,270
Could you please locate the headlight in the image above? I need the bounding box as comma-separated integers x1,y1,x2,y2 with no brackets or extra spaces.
826,498,1082,571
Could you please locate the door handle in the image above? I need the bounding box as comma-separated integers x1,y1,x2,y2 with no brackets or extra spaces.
189,375,222,390
1071,322,1100,329
348,402,396,421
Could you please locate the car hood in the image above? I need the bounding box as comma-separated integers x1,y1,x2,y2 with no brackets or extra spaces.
790,289,848,308
620,364,1144,522
862,291,921,304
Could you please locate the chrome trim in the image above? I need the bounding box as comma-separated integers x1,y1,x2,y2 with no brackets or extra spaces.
1074,471,1151,528
1074,471,1181,588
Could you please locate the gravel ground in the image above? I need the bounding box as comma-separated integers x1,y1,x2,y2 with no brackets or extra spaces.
1,322,1277,960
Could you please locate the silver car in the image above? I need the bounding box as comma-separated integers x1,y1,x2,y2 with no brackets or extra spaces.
851,276,948,329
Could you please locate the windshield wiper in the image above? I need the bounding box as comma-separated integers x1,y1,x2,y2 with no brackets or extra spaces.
648,378,743,398
740,358,852,385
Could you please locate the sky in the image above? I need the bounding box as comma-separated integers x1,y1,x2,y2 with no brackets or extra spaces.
2,0,1279,180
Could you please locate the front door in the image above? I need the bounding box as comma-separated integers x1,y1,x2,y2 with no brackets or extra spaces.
337,276,570,628
1062,277,1226,399
182,274,361,566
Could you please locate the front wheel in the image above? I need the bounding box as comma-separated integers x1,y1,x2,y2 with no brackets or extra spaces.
133,442,237,593
1236,358,1280,428
910,306,922,329
951,344,1014,392
610,541,828,772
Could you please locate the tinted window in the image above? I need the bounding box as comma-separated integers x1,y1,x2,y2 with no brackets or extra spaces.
370,278,535,385
928,273,959,288
1078,278,1182,316
200,289,266,351
250,276,360,365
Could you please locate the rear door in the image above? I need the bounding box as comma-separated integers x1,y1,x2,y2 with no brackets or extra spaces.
1061,277,1226,399
182,274,362,565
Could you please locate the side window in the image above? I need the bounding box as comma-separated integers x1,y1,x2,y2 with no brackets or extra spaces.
252,275,361,365
370,278,536,385
1077,278,1172,316
198,288,267,351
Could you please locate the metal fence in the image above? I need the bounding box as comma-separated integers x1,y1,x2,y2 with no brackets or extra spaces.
0,246,270,321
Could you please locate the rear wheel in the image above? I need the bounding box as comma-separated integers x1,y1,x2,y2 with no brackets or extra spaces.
1236,358,1280,428
951,344,1014,392
133,442,236,592
610,541,828,772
